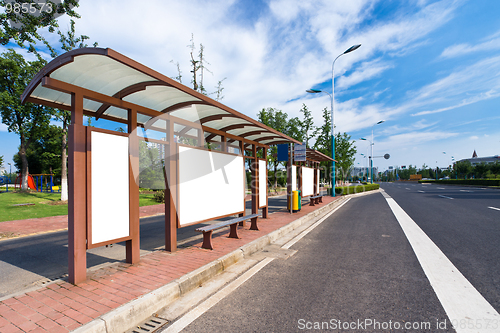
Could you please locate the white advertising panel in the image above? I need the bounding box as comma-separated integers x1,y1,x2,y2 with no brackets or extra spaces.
302,167,314,197
91,131,130,245
259,159,267,207
178,146,244,226
292,165,297,191
317,169,320,194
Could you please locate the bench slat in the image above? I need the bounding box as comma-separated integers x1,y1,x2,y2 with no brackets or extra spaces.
195,214,259,233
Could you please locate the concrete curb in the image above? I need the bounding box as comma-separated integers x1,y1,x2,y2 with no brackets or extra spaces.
72,195,353,333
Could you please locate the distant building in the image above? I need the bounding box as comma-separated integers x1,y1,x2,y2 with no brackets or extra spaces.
456,151,500,166
350,166,378,179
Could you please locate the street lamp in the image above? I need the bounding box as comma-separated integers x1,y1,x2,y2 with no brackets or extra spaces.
363,120,385,184
307,43,361,196
360,139,371,182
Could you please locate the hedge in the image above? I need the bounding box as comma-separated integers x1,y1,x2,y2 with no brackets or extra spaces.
418,179,500,186
329,183,380,195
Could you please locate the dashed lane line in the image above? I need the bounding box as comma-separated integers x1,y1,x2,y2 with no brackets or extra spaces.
438,195,454,200
488,206,500,212
382,190,500,333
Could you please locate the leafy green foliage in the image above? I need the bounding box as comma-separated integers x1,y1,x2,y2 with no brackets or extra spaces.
335,183,380,195
0,0,81,59
13,124,62,177
419,179,500,186
0,49,53,188
334,132,356,181
153,190,165,203
298,103,317,147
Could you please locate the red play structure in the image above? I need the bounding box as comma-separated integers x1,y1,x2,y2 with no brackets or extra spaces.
14,173,58,192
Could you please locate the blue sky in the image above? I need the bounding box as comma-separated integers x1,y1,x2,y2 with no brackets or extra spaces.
1,0,499,172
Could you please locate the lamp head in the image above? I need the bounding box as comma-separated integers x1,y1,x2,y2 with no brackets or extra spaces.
360,138,367,141
377,120,385,125
306,89,322,94
344,44,361,54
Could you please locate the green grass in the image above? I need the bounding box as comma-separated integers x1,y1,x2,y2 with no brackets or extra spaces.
0,190,160,222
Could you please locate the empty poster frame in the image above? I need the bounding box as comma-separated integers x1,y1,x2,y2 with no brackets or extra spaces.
88,130,130,247
178,146,245,226
302,167,314,197
259,159,267,208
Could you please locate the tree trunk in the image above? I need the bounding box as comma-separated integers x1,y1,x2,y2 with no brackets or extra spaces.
19,138,29,190
60,127,68,201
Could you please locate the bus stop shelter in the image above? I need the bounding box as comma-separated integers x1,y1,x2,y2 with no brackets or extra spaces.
21,47,300,284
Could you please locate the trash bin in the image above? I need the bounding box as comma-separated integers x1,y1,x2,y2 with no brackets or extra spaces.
289,190,299,212
297,190,301,211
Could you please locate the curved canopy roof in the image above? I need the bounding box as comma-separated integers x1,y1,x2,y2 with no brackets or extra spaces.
21,47,300,147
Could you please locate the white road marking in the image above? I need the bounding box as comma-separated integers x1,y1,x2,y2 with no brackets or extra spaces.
164,257,275,333
406,188,411,190
418,190,425,193
382,190,500,333
437,187,446,190
165,198,353,332
438,195,454,200
460,190,474,192
488,206,500,212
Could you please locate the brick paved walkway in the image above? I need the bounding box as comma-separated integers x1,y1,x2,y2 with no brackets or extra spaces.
0,196,339,332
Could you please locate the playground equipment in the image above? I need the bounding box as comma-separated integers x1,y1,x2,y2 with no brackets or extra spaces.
14,173,59,192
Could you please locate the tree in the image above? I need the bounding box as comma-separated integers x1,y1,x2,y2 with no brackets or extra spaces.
258,108,288,188
50,18,97,200
491,161,500,179
334,132,356,181
298,104,317,147
0,155,3,168
0,0,81,57
0,49,52,189
473,162,488,179
454,160,472,179
172,34,226,100
313,107,332,183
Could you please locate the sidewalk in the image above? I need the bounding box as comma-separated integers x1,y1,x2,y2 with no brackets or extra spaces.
0,195,342,332
0,195,263,240
0,205,166,240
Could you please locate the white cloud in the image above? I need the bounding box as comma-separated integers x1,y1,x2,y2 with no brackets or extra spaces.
336,59,393,90
469,136,479,140
402,55,500,116
441,30,500,58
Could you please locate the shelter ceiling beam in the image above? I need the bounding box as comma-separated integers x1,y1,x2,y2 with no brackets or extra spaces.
95,81,172,120
39,76,268,149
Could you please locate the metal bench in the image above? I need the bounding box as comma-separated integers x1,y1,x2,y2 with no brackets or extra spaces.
195,213,259,250
309,195,323,206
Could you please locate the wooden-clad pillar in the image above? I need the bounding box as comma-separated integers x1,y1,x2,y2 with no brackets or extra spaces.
126,108,140,264
165,118,178,251
68,92,87,285
251,144,259,222
313,162,318,195
239,140,246,222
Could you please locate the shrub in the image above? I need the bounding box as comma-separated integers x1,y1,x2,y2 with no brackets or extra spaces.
153,190,165,203
334,183,380,195
418,179,500,186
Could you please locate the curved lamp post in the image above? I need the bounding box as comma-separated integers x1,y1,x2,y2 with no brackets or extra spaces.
360,119,384,184
307,44,361,196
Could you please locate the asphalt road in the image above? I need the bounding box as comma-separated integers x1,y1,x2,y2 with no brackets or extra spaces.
0,194,304,298
167,183,499,332
380,182,500,313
